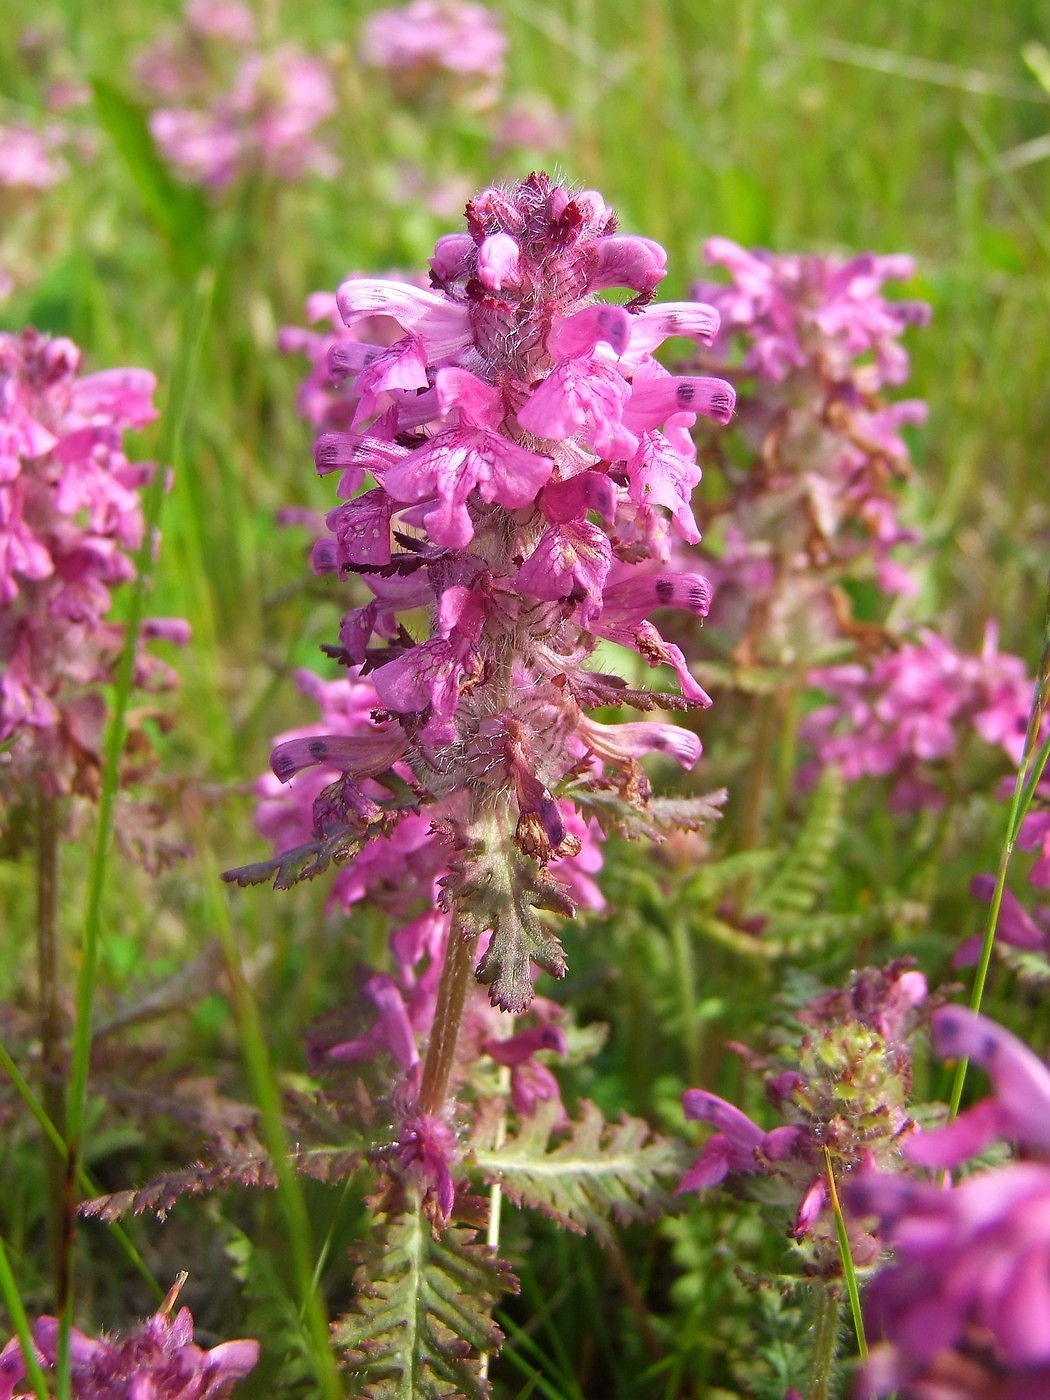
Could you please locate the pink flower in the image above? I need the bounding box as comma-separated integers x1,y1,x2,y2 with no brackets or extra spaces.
0,1288,258,1399
0,123,68,190
235,173,731,1102
137,9,336,190
802,626,1036,809
0,329,187,798
361,0,506,109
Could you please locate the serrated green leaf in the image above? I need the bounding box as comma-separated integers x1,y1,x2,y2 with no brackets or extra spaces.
748,766,845,917
335,1206,514,1399
470,1099,688,1243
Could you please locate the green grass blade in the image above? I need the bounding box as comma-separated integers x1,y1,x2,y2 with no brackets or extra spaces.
59,270,216,1382
0,1231,51,1400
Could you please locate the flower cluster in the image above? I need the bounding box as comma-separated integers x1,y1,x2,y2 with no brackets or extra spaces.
679,962,926,1275
690,240,929,669
801,623,1036,810
0,328,187,801
0,1286,258,1399
236,173,732,1216
850,1007,1050,1398
361,0,507,110
136,1,337,190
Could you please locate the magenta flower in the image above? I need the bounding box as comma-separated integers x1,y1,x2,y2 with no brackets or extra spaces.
688,239,929,671
232,174,732,1225
801,625,1036,810
850,1010,1050,1397
0,1288,258,1399
679,963,925,1274
136,7,337,190
0,328,187,800
360,0,507,110
903,1006,1050,1170
850,1162,1050,1399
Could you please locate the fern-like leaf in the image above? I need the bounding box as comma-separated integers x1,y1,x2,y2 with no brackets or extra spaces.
80,1139,275,1221
470,1099,688,1243
221,822,376,890
335,1205,515,1399
447,845,574,1013
748,766,845,917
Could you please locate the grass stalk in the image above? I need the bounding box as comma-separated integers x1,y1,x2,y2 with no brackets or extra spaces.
35,789,65,1299
0,1231,51,1400
57,270,215,1389
824,1146,867,1363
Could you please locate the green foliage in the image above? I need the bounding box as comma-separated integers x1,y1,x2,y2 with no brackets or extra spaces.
334,1204,515,1399
748,767,845,920
471,1099,688,1244
226,1227,322,1396
90,78,209,274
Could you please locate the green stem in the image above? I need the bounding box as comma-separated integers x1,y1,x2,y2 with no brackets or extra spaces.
732,691,777,915
805,1283,842,1400
670,914,702,1085
36,789,66,1299
771,676,803,842
419,919,474,1117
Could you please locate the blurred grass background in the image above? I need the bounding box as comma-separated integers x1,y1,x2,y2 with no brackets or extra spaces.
0,2,1047,1395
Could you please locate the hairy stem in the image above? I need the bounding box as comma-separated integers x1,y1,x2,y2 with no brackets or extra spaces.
805,1283,842,1400
419,918,474,1117
36,789,66,1300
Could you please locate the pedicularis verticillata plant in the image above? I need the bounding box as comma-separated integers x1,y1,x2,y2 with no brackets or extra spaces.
224,172,735,1388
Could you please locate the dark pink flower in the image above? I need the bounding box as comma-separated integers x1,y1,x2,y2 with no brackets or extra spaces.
0,1289,258,1399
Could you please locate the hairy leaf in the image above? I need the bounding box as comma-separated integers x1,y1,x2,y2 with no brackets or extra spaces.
80,1139,276,1221
335,1205,515,1399
221,825,371,890
470,1099,688,1243
446,845,574,1013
